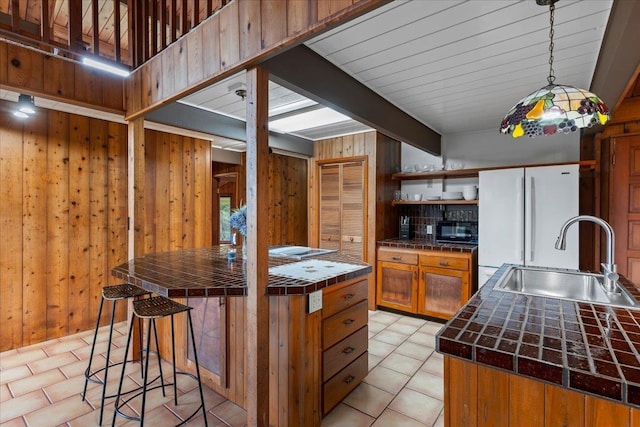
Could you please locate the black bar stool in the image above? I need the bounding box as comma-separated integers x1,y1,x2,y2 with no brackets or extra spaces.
82,283,151,425
112,296,208,427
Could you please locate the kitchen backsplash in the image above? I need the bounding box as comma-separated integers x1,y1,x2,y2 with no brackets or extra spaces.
398,204,478,242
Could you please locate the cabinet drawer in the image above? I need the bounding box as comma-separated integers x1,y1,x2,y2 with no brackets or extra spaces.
323,326,368,382
323,279,368,319
420,254,469,271
378,248,418,265
323,300,368,349
323,352,368,414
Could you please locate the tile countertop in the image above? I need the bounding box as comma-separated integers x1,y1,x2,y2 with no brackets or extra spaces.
377,238,477,253
112,246,371,298
436,264,640,408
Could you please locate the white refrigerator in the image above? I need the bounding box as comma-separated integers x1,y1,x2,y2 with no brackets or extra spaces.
478,164,579,286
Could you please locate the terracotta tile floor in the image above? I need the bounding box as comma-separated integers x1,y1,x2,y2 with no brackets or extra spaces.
0,311,445,427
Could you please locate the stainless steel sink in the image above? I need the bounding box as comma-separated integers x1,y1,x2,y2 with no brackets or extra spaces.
494,266,638,308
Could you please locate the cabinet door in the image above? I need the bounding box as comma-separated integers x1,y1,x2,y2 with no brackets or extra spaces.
318,160,366,260
418,266,469,319
376,262,418,313
341,161,365,260
319,164,341,250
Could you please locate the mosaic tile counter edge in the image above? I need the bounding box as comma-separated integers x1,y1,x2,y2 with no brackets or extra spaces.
436,263,640,408
112,246,372,298
377,238,477,253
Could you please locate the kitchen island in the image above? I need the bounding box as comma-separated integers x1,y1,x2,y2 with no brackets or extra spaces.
436,264,640,426
112,246,372,427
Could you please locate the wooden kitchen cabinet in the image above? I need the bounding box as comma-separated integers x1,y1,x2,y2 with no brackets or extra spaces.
321,279,369,415
376,246,475,319
418,253,471,319
376,248,418,312
443,356,640,427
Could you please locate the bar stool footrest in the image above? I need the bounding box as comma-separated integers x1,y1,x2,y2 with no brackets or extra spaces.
114,371,204,426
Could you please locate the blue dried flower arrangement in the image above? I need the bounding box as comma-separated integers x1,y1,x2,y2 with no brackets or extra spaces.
230,205,247,237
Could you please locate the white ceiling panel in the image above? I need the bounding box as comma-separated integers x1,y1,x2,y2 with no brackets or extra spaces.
175,0,614,147
307,0,612,135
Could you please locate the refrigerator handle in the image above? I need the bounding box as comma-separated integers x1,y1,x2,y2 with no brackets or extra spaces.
516,177,524,262
526,176,534,262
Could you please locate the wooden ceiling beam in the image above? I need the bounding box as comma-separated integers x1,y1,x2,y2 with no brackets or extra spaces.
262,45,441,155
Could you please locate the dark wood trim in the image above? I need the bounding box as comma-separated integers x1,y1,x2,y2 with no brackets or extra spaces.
10,0,19,32
142,0,150,61
41,0,50,44
151,0,158,56
68,0,83,53
170,0,177,43
114,0,122,62
92,0,100,55
181,0,189,36
262,45,442,156
194,0,200,27
160,0,167,50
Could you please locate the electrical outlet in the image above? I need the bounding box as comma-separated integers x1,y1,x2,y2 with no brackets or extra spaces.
308,290,323,313
426,225,433,234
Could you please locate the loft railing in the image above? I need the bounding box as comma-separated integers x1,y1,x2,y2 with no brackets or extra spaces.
0,0,230,70
129,0,231,67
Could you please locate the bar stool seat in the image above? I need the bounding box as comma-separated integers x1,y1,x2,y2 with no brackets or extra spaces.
112,296,208,427
82,284,151,425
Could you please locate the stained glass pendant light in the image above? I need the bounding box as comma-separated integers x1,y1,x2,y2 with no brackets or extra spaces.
500,0,609,138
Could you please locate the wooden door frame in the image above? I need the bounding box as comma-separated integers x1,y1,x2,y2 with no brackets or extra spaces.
608,133,640,281
212,171,238,245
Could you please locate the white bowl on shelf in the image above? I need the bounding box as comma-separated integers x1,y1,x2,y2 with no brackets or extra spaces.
442,191,463,200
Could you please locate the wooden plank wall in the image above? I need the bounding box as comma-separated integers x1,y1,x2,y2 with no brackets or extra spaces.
445,356,640,427
142,128,213,254
125,0,389,118
139,135,308,406
0,99,128,352
268,153,308,246
310,131,400,310
0,40,124,113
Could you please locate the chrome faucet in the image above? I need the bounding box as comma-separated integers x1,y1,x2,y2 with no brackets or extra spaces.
555,215,619,293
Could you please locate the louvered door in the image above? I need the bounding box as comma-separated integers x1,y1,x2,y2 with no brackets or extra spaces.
318,160,366,260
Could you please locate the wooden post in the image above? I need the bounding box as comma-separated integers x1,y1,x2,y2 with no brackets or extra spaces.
128,117,145,361
245,66,270,427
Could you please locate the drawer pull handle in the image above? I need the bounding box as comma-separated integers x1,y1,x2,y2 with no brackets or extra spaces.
342,346,355,354
343,293,354,301
343,319,354,326
439,260,449,266
344,375,355,384
392,256,401,261
350,237,354,242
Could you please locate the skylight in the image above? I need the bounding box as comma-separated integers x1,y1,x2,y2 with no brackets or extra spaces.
269,107,351,133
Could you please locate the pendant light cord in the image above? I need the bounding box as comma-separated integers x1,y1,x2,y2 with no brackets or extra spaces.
547,2,556,85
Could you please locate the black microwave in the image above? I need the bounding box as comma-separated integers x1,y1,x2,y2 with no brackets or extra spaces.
436,221,478,245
